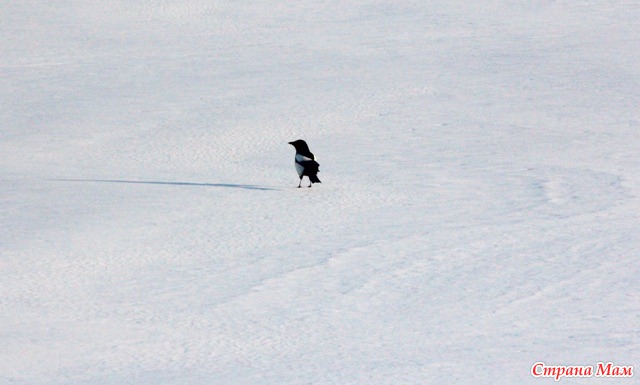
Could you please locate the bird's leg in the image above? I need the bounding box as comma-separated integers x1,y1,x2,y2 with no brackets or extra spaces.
298,177,302,188
308,180,313,188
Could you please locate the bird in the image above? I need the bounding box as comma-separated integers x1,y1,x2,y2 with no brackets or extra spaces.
288,139,321,188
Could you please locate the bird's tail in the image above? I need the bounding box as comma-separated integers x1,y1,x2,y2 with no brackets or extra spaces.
309,174,321,184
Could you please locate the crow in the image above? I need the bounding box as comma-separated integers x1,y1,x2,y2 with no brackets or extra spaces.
288,139,321,188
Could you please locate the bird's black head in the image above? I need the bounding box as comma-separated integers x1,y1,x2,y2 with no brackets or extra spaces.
288,139,310,153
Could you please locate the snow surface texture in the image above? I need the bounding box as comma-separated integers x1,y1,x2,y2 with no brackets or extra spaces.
2,1,639,384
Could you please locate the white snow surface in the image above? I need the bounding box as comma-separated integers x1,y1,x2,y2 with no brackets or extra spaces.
2,1,639,384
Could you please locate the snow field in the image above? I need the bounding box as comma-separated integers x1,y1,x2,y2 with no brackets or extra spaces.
2,1,639,384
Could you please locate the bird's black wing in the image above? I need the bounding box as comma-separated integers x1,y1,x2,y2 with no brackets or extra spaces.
297,159,320,175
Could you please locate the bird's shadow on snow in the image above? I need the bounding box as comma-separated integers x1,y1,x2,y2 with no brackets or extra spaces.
51,178,280,191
